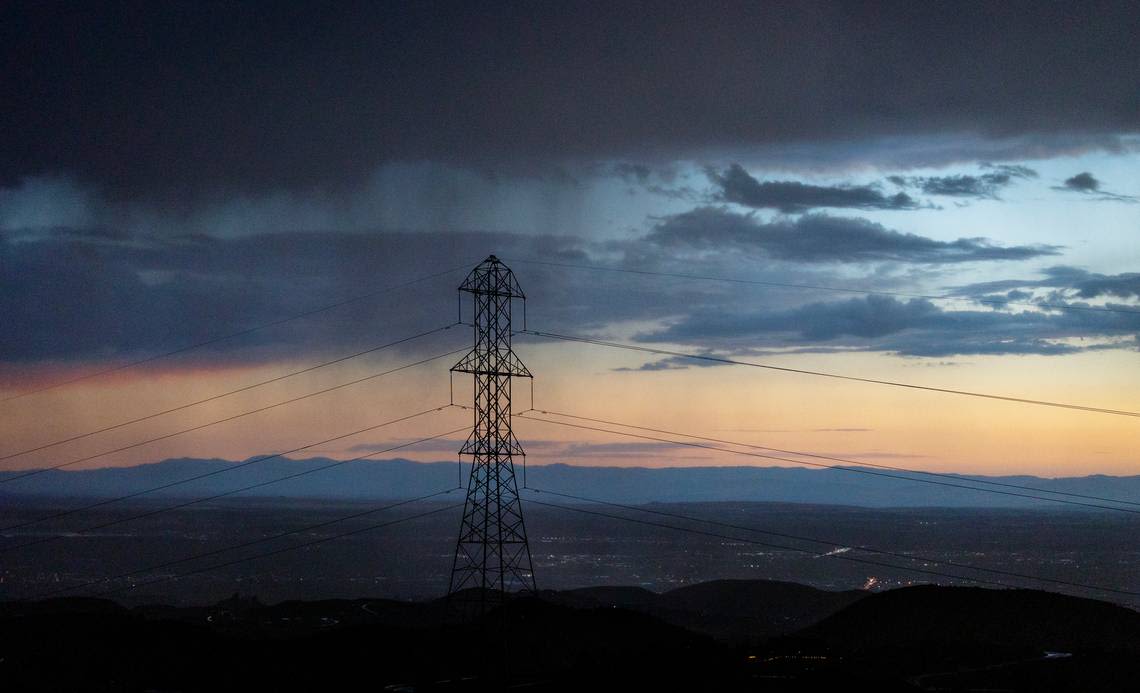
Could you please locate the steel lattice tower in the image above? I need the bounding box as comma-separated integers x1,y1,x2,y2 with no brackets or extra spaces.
448,255,536,608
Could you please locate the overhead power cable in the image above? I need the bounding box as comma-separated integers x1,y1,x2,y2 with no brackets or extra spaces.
506,257,1140,316
0,347,468,485
519,329,1140,418
0,263,473,404
527,408,1140,510
0,323,461,464
0,422,469,554
515,412,1140,515
526,487,1140,599
23,489,460,601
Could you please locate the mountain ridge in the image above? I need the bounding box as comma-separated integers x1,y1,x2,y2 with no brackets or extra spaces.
4,579,1139,691
3,457,1138,508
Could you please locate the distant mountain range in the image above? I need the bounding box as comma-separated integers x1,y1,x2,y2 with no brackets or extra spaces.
3,457,1138,509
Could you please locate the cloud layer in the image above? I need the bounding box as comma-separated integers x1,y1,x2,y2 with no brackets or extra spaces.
2,218,1136,367
645,207,1059,264
0,228,582,362
3,2,1139,198
888,164,1038,199
710,164,920,212
638,294,1140,357
953,266,1140,301
1053,172,1137,202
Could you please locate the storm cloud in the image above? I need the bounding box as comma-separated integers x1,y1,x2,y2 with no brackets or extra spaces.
613,354,732,372
645,207,1059,264
3,2,1139,199
1053,172,1137,201
952,266,1140,302
0,223,1131,368
0,224,743,364
0,227,592,363
1063,172,1101,192
637,295,1140,357
888,164,1037,199
710,164,920,212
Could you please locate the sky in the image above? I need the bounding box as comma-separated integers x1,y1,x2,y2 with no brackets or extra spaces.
1,1,1138,478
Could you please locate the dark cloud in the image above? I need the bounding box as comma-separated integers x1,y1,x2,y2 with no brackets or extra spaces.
710,164,921,212
613,359,687,372
1054,172,1137,201
612,163,654,184
0,224,779,365
982,163,1038,178
613,354,732,372
645,207,1059,264
0,222,1130,368
644,295,942,343
636,295,1140,357
952,266,1140,301
911,174,1004,198
735,133,1136,172
645,184,702,202
888,164,1036,199
3,1,1139,199
0,228,595,363
613,163,700,200
969,289,1037,307
1063,172,1101,191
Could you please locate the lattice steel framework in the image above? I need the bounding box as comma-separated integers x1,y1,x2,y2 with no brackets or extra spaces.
448,255,536,606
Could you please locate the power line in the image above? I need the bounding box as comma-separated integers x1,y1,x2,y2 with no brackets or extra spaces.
0,263,474,404
506,257,1140,317
446,254,537,603
0,347,469,484
0,406,454,534
520,329,1140,418
526,487,1140,599
0,423,469,555
527,408,1140,510
0,323,461,464
515,412,1140,515
24,489,460,601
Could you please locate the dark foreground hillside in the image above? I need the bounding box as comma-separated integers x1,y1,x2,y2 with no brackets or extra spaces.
2,581,1138,692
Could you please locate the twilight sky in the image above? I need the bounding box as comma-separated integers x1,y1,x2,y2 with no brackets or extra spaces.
1,1,1138,477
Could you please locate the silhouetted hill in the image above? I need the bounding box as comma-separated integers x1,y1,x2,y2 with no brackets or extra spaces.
4,457,1140,507
804,584,1140,655
3,581,1139,691
558,584,661,608
544,579,865,643
657,579,866,642
774,585,1140,691
0,593,725,691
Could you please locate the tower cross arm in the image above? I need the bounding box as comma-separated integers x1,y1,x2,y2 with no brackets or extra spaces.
458,255,526,299
450,349,533,378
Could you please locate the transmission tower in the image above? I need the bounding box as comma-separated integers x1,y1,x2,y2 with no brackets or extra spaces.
448,255,536,610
